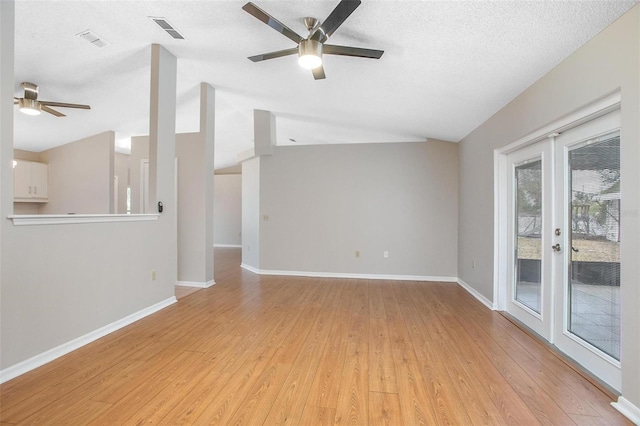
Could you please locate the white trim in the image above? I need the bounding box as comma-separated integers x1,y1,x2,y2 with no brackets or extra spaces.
8,214,159,226
612,397,640,425
240,264,457,282
0,296,176,384
214,244,242,248
494,149,508,311
240,263,260,274
176,280,215,288
457,278,497,310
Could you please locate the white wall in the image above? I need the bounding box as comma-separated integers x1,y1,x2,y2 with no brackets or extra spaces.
458,5,640,409
257,140,458,278
39,131,115,214
241,157,260,268
214,173,241,247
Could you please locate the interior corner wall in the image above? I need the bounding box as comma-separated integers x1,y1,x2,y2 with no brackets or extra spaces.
129,132,212,284
39,131,115,214
241,157,260,269
176,132,209,283
114,152,130,214
130,135,150,214
258,141,458,277
214,173,241,246
457,5,640,407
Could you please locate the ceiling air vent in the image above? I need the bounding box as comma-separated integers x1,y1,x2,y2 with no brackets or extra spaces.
76,29,109,48
149,17,185,40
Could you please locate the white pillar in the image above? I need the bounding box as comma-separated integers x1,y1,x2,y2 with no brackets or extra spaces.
201,83,216,284
148,43,177,285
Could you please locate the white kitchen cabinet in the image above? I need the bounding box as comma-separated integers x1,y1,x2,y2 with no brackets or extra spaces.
14,160,49,202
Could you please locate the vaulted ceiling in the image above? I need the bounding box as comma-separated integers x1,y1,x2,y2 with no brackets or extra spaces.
13,0,637,168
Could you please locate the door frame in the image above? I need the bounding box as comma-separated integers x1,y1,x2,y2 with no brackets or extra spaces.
494,91,621,389
495,91,621,311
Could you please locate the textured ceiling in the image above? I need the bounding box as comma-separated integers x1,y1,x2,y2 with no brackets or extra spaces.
12,0,638,168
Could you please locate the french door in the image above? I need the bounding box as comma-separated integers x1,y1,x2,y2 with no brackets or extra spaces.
506,110,621,390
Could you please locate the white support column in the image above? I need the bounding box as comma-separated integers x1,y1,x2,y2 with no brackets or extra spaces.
0,2,15,354
201,83,216,284
149,44,177,212
148,43,178,285
0,0,15,219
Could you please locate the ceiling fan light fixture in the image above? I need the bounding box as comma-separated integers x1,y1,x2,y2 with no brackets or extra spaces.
18,98,41,116
298,39,323,69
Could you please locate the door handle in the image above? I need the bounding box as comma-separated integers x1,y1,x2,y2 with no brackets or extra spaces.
552,243,561,252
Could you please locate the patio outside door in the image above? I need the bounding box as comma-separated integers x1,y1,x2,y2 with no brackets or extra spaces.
505,109,621,390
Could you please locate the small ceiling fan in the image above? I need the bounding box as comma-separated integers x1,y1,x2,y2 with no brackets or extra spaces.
14,82,91,117
242,0,384,80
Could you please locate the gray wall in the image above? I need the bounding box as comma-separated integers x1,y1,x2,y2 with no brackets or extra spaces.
0,29,178,374
176,132,208,283
458,5,640,407
257,140,458,277
39,131,114,215
129,131,214,285
214,173,241,246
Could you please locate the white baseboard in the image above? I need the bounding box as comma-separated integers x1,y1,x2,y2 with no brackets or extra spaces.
240,263,260,274
176,280,215,288
239,264,456,282
214,244,241,248
457,278,497,310
0,296,177,384
612,397,640,425
240,265,497,312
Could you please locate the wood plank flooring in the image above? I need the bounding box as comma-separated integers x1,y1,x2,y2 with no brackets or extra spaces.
0,248,630,425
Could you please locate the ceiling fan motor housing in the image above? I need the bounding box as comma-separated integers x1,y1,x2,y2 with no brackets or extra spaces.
298,39,323,69
22,82,39,100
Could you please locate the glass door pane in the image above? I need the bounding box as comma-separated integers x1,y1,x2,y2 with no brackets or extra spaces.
515,160,543,314
568,133,620,360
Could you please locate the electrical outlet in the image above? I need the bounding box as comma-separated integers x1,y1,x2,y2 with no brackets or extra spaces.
355,250,360,258
384,251,389,258
151,270,157,280
263,214,269,221
472,260,476,269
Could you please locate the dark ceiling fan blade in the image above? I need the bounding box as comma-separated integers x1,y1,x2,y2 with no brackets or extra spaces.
312,65,326,80
311,0,361,43
39,101,91,109
41,105,66,117
242,2,303,44
248,47,298,62
324,44,383,59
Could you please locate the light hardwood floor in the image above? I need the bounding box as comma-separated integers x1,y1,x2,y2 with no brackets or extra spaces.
0,248,630,425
